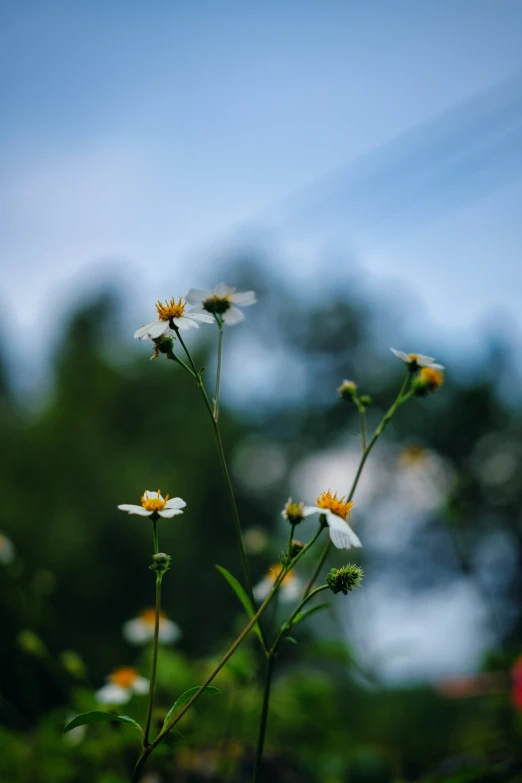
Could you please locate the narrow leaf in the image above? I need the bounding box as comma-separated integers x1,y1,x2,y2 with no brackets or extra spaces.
285,636,298,644
162,686,221,731
63,711,142,734
215,565,264,646
290,603,330,629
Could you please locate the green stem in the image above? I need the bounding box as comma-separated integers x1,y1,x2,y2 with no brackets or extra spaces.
174,328,261,643
214,320,224,421
143,574,162,746
252,654,275,783
359,409,367,451
303,374,412,597
130,749,152,783
270,585,330,655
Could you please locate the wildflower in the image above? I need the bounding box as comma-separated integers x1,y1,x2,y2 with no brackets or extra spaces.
118,490,186,519
253,564,302,602
134,297,214,340
0,532,15,565
303,490,362,550
390,348,444,371
400,444,428,467
326,564,364,595
96,667,149,705
337,380,357,401
185,283,256,326
123,609,181,645
413,367,444,396
281,497,316,526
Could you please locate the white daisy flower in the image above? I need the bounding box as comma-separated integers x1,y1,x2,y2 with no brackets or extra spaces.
118,489,186,519
123,609,181,645
303,490,362,550
0,532,15,565
96,667,149,705
134,297,214,340
390,348,444,371
185,282,256,326
253,564,303,602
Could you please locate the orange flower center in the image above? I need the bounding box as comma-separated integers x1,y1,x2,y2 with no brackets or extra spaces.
110,667,139,688
419,367,443,391
141,490,169,512
155,297,186,321
139,609,166,625
315,490,354,520
408,353,419,362
267,564,296,586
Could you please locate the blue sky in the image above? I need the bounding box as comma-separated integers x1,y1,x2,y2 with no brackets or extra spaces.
2,0,522,359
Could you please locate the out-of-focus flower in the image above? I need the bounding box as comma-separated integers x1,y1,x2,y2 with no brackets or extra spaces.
134,297,214,340
96,667,149,705
337,379,357,401
400,444,428,467
185,283,256,326
281,497,317,526
118,490,186,519
0,532,15,565
413,367,444,396
326,564,364,595
123,609,181,645
303,490,362,550
390,348,444,371
253,564,302,602
243,527,268,554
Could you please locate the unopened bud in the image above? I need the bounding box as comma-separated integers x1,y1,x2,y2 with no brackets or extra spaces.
359,395,372,408
149,552,172,576
151,336,175,360
326,564,364,595
337,380,357,401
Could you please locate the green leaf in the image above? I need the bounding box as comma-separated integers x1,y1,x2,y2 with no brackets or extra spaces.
285,636,298,644
63,711,143,735
215,565,264,647
162,686,221,731
290,603,330,629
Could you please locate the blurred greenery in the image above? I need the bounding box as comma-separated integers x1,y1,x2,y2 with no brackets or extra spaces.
2,261,522,782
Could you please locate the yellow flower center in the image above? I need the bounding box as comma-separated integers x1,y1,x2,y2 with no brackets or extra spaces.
140,489,169,512
155,297,187,321
110,667,139,688
139,609,166,625
408,353,419,362
419,367,443,391
268,564,296,586
315,489,354,520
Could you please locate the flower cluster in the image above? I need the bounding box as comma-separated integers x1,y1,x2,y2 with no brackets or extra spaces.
391,348,444,395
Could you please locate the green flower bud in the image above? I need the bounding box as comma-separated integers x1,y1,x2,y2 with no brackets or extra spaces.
149,552,172,576
326,564,364,595
151,335,175,360
359,394,372,408
337,379,357,401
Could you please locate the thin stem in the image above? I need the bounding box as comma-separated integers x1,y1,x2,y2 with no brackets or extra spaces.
252,654,275,783
152,518,159,555
143,575,162,745
214,320,224,421
131,749,152,783
270,585,330,655
175,328,260,640
359,409,367,452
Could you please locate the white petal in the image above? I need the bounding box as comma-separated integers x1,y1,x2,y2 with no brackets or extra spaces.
185,312,214,323
223,307,245,326
173,317,199,330
429,362,445,370
148,321,171,339
132,676,150,695
214,282,234,297
302,506,320,517
117,504,152,517
158,619,182,643
134,321,159,340
415,354,436,366
96,683,131,705
253,576,272,601
143,491,159,499
390,348,409,363
165,497,186,509
281,577,303,601
185,288,211,305
229,291,256,306
122,618,151,645
326,512,355,549
157,508,184,518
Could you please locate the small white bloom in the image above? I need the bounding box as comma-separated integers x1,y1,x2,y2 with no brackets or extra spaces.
96,667,149,705
0,532,15,565
123,609,182,645
134,296,214,341
185,282,256,326
253,564,303,602
118,489,186,519
390,348,444,371
303,490,362,550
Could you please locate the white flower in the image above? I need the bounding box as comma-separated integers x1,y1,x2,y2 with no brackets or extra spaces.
134,297,214,340
303,490,362,550
253,564,303,602
123,609,181,645
390,348,444,371
185,282,256,326
118,489,186,519
96,667,149,705
0,532,15,565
